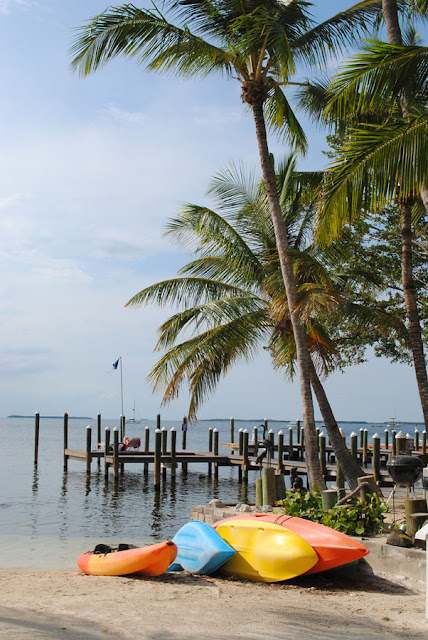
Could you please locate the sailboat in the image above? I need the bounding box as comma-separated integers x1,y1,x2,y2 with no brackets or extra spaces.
126,401,141,425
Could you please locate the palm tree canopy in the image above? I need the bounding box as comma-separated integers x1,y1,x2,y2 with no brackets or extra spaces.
70,0,384,149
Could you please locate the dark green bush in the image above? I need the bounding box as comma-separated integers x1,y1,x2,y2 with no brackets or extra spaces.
277,488,387,536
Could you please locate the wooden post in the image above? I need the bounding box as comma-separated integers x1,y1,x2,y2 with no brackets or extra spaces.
423,430,427,455
350,431,357,460
34,412,40,466
96,413,101,468
144,426,150,475
154,429,161,487
242,430,249,483
104,428,110,479
359,428,364,448
86,426,92,475
268,429,275,451
230,417,235,447
63,412,68,471
405,498,428,537
372,433,381,485
321,489,337,511
113,428,119,480
208,427,213,477
300,424,305,460
277,431,284,474
358,475,376,501
384,429,389,451
362,429,368,467
396,431,407,454
253,426,259,460
264,418,268,435
157,414,161,430
161,427,167,480
297,420,301,444
238,429,243,455
407,433,413,452
255,477,263,507
319,432,327,476
288,426,293,460
213,429,219,480
392,429,397,456
181,417,188,473
120,415,124,442
415,427,420,452
275,473,286,501
170,428,176,478
262,467,276,506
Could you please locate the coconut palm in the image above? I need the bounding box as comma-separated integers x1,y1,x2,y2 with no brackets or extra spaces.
301,4,428,428
70,0,383,489
127,156,404,488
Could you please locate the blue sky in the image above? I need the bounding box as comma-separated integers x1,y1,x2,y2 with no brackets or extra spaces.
0,0,423,422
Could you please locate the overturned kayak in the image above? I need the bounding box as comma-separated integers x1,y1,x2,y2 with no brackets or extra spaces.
169,520,235,574
215,519,318,582
214,514,369,574
77,540,177,577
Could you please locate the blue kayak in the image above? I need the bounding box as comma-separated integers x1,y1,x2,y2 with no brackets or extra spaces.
168,520,236,574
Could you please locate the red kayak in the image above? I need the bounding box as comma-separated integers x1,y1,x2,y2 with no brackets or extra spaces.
78,540,177,577
213,514,369,574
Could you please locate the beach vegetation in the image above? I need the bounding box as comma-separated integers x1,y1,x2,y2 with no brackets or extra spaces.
70,0,384,491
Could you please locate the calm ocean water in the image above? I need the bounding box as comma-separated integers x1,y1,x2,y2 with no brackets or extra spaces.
0,416,422,572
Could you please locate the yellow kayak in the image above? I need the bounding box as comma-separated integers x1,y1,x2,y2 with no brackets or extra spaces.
216,519,318,582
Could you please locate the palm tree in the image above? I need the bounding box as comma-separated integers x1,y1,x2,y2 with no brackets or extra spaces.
128,156,403,488
70,0,382,490
303,5,428,428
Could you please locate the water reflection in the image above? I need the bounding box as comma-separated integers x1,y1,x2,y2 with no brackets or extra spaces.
31,468,38,496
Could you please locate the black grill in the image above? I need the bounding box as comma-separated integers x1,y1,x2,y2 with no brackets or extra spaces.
386,455,424,486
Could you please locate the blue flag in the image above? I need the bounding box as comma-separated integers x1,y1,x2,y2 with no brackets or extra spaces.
112,359,120,370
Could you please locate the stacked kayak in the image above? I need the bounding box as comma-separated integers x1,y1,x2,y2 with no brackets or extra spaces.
77,540,177,577
213,514,369,574
168,520,235,574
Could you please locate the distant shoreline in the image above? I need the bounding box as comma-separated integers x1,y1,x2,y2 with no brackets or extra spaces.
7,415,92,420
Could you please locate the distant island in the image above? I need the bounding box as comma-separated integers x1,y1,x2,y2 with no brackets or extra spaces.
8,415,92,419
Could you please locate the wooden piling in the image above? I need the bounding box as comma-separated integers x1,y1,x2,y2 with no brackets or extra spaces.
359,428,364,448
104,428,110,479
275,473,286,501
181,417,188,473
213,429,219,480
423,430,427,455
253,426,259,459
262,467,276,506
63,412,68,471
350,432,357,460
161,428,167,480
157,414,161,430
120,415,124,442
300,425,305,460
372,433,381,485
392,430,397,456
396,431,407,454
113,429,119,480
144,426,150,474
384,429,389,451
268,429,275,451
208,427,213,477
34,412,40,466
242,430,249,483
288,426,293,460
319,432,327,476
362,429,368,467
255,477,263,507
230,417,235,447
277,431,284,474
415,428,419,452
405,498,428,537
358,475,376,501
170,428,176,478
154,429,161,487
86,426,91,475
321,489,337,511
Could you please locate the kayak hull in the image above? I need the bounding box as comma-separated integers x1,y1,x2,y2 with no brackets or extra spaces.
77,541,177,577
214,514,369,574
170,520,235,574
215,519,318,582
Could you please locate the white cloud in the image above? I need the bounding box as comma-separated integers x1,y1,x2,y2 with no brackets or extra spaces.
0,0,38,14
101,103,148,126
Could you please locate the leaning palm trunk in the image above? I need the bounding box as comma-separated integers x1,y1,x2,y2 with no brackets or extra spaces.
308,359,365,490
381,0,428,429
250,99,325,491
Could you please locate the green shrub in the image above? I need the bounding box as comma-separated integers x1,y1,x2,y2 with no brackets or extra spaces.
277,489,387,536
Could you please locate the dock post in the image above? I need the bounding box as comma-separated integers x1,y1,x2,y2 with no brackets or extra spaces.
63,412,69,471
170,428,176,478
181,417,188,473
321,489,337,511
86,426,92,475
213,429,219,480
359,428,364,448
288,426,293,460
384,429,389,451
230,417,235,453
357,475,376,501
242,430,249,483
268,429,275,452
157,414,161,430
392,430,397,456
161,428,168,481
300,424,305,460
362,429,368,467
253,426,259,460
120,415,124,442
144,426,150,475
319,432,327,476
104,428,110,479
34,412,40,466
264,418,268,435
415,427,419,452
277,431,284,474
255,477,263,506
423,430,427,455
154,429,161,487
238,429,243,482
208,428,213,477
113,429,119,480
350,432,357,460
396,431,407,454
97,414,101,468
262,467,276,506
372,433,381,485
275,473,286,501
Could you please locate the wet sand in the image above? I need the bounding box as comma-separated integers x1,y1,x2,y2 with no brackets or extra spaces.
0,569,425,640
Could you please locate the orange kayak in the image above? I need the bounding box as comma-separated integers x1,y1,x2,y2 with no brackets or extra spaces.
77,540,177,576
214,514,369,574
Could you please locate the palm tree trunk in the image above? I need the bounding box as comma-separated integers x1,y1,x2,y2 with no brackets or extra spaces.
308,359,365,490
382,0,428,430
250,101,325,491
401,202,428,427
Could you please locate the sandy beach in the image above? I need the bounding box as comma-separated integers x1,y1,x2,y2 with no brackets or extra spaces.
0,568,425,640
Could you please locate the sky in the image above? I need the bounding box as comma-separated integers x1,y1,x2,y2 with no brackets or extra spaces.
0,0,424,423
